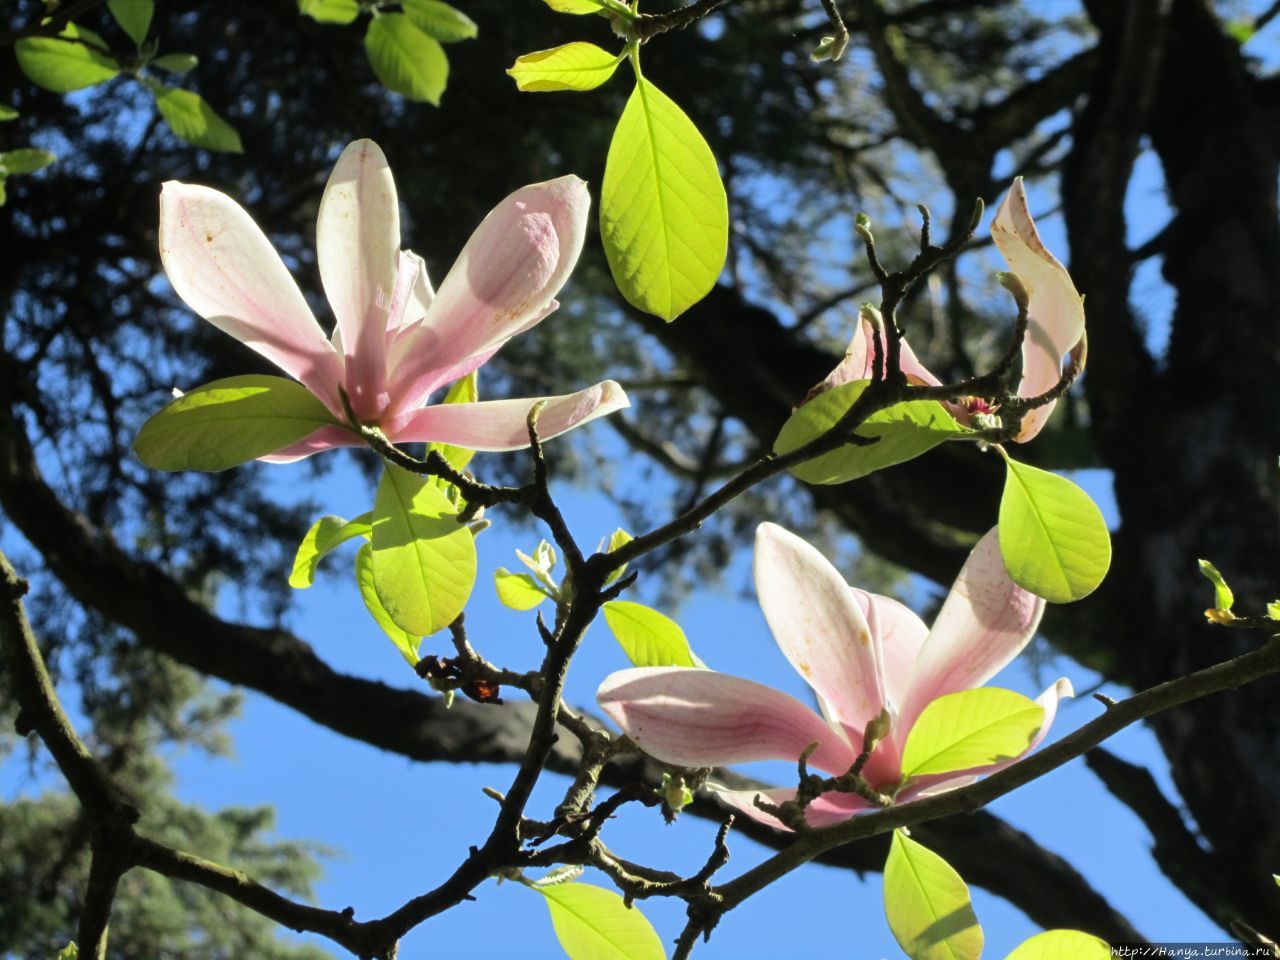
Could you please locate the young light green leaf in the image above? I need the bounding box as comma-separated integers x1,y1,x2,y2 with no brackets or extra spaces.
0,178,7,207
884,830,983,960
365,14,448,105
355,543,421,665
1268,601,1280,621
151,85,243,153
0,105,18,121
299,0,361,24
151,53,199,74
16,23,119,93
543,0,611,12
372,462,476,636
508,42,623,92
291,513,373,589
427,372,478,477
537,882,666,960
601,74,728,321
402,0,478,43
603,527,633,586
900,688,1044,779
0,149,56,175
998,452,1112,603
134,375,340,472
602,600,698,668
108,0,154,46
1004,930,1111,960
494,568,552,611
1197,559,1234,612
56,944,79,960
774,380,969,485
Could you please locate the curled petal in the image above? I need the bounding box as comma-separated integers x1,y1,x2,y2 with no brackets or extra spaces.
258,425,363,463
387,381,629,451
317,140,400,421
597,667,858,773
159,182,344,411
385,177,589,415
806,314,942,402
711,785,870,831
755,523,886,736
852,589,928,714
898,528,1045,731
991,178,1086,442
395,250,435,330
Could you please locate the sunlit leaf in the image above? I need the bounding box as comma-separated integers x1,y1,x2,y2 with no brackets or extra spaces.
537,882,666,960
299,0,361,24
134,375,340,472
107,0,153,46
1197,559,1234,612
152,53,198,74
494,568,551,610
508,42,623,92
774,380,969,484
601,74,728,321
0,179,7,207
0,149,56,175
884,830,983,960
0,105,19,121
290,513,373,588
56,944,78,960
1268,602,1280,621
1005,930,1111,960
900,688,1043,779
371,461,476,636
402,0,477,42
365,13,448,104
602,600,698,668
543,0,611,12
998,452,1111,603
16,23,119,93
603,527,632,586
355,543,421,665
427,371,478,477
151,85,244,153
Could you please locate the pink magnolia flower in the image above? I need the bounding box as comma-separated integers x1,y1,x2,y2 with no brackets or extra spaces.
813,177,1085,442
597,523,1072,829
158,139,629,462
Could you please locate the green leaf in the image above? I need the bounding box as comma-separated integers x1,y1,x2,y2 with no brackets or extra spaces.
601,73,728,321
355,543,421,665
151,86,244,153
151,53,199,74
998,453,1112,603
900,688,1044,780
426,372,478,477
1197,559,1234,612
1005,930,1111,960
0,105,19,121
56,944,79,960
508,42,623,92
884,830,983,960
0,178,7,207
134,375,340,472
543,0,611,12
603,527,632,586
108,0,153,46
371,461,476,636
402,0,478,42
299,0,361,24
0,149,56,175
1225,19,1256,44
290,513,373,588
537,882,666,960
1267,601,1280,621
16,23,119,93
494,568,552,611
365,14,448,105
774,380,969,485
602,600,698,668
